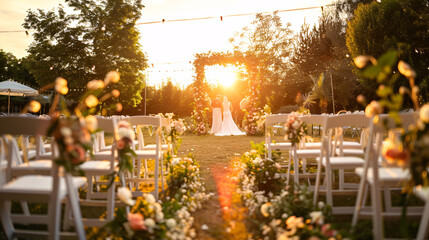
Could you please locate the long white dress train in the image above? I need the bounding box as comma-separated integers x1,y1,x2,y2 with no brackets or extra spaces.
215,97,245,136
211,107,222,134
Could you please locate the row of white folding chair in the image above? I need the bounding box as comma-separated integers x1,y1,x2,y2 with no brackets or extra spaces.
312,114,370,214
351,113,423,239
126,115,163,199
265,113,365,185
0,116,86,240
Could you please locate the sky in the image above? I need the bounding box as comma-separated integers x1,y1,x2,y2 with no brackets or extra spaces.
0,0,333,87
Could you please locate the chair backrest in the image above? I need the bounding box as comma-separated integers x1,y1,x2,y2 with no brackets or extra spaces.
300,114,327,126
96,117,116,134
265,114,289,126
128,115,162,127
0,116,50,136
323,114,370,131
0,116,52,181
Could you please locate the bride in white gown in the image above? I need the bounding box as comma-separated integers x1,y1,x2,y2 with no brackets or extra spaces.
215,96,245,136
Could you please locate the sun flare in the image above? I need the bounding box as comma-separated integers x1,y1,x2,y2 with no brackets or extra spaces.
205,65,238,87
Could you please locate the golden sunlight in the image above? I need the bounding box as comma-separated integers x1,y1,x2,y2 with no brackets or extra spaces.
205,65,238,87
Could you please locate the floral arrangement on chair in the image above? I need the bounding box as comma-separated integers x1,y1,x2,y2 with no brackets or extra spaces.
284,112,306,146
106,120,137,187
34,71,122,172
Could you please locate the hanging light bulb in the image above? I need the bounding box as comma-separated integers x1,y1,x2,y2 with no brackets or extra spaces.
101,25,106,31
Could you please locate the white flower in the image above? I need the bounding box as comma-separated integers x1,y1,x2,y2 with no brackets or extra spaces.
144,193,156,204
118,127,135,140
155,211,164,221
166,218,177,228
420,104,429,123
292,120,300,130
318,201,325,209
144,218,156,228
117,187,135,206
171,158,181,166
310,211,324,225
60,127,72,138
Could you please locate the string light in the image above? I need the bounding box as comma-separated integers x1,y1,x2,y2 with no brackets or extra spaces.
0,4,334,34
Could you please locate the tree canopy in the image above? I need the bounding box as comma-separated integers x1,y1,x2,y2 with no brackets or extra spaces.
23,0,148,107
346,0,429,95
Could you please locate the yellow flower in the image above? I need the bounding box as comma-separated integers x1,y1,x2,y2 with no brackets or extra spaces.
55,77,69,94
420,104,429,123
115,103,123,112
85,95,99,108
365,100,383,117
85,115,98,132
28,100,41,112
86,80,105,90
353,55,376,69
104,71,120,85
260,202,272,217
398,60,416,78
111,89,120,98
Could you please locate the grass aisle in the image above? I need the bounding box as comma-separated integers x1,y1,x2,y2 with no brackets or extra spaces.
178,134,265,240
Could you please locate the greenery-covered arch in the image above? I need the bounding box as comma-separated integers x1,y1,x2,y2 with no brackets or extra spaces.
191,51,263,135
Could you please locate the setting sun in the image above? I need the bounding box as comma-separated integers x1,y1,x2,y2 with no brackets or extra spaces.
205,65,238,87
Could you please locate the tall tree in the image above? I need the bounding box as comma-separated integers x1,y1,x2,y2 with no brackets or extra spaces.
23,0,148,107
0,49,37,87
346,0,429,98
229,12,294,111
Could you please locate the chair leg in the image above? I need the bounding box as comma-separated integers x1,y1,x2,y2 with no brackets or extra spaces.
313,157,323,205
20,201,30,216
64,174,85,240
416,199,429,240
339,169,344,190
286,151,291,185
0,200,14,240
326,166,333,207
161,156,164,191
48,191,61,240
62,200,72,230
370,183,384,239
154,156,159,199
383,188,393,213
293,152,299,184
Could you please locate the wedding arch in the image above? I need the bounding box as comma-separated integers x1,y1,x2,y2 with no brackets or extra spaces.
191,51,263,135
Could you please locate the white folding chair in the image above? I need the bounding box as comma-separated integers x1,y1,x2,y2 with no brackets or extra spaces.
351,113,419,239
127,116,163,199
312,114,370,214
0,116,86,240
69,117,118,228
264,114,291,160
289,114,327,185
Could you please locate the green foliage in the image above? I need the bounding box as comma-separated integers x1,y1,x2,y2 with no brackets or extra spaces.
289,11,361,113
346,0,429,98
23,0,148,108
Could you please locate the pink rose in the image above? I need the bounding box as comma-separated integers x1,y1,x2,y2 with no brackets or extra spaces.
127,213,146,231
321,224,335,237
116,139,125,150
71,145,86,165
